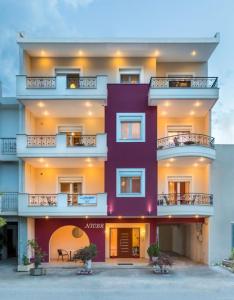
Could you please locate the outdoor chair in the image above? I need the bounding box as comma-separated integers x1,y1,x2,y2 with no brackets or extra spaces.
57,249,69,261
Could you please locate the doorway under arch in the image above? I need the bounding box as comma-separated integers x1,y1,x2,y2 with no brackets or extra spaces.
49,225,90,262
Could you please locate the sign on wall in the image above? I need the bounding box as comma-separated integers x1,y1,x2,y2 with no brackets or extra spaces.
84,223,105,229
78,195,97,205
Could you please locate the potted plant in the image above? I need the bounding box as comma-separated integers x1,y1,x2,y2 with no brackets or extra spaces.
27,239,47,276
0,217,6,260
17,254,34,272
147,243,160,262
74,243,97,275
223,248,234,268
151,253,173,274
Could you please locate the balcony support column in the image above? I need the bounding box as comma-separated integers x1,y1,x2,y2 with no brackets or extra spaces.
18,159,25,193
18,217,35,265
19,103,25,134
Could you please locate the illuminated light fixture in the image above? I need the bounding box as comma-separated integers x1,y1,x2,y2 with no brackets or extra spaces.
85,102,91,107
69,83,76,89
86,158,91,163
164,101,171,107
85,216,88,219
166,163,171,167
154,50,160,57
40,50,46,56
118,216,122,219
45,164,49,168
161,111,167,116
199,157,205,162
88,111,93,116
88,163,93,168
193,163,198,167
195,215,199,218
39,158,44,163
168,215,172,219
78,50,83,56
116,50,122,56
190,111,195,116
169,158,175,162
194,101,202,107
45,216,49,219
43,110,49,116
37,101,45,108
191,50,197,56
71,132,75,136
141,216,145,219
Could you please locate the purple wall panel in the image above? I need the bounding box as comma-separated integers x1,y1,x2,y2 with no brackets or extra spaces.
105,84,157,216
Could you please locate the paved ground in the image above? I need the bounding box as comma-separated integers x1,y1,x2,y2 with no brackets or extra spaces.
0,258,234,300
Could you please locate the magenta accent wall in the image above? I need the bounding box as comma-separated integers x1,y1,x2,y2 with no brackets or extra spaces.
105,84,157,216
35,218,158,262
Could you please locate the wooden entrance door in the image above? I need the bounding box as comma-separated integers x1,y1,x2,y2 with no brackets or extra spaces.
117,228,132,258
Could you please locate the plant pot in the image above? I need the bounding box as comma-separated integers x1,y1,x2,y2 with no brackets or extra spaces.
17,263,34,272
85,259,92,271
223,259,234,268
151,256,158,263
30,267,46,276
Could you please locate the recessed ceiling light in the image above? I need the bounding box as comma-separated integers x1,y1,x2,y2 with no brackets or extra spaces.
154,50,160,57
88,163,93,167
88,111,93,116
161,111,167,116
164,101,171,107
199,157,205,162
86,158,91,163
85,216,88,219
37,102,45,108
40,50,46,56
45,164,49,168
43,110,49,116
194,101,202,107
85,102,91,107
169,158,175,162
168,215,172,219
39,158,44,163
118,216,122,219
78,50,83,56
166,163,171,167
193,163,198,167
190,111,195,116
195,215,199,218
116,50,122,56
191,50,197,56
45,216,49,219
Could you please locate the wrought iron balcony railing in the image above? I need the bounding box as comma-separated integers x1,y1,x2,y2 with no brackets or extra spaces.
28,194,57,206
0,192,18,212
27,135,56,147
1,138,17,154
26,77,56,89
157,133,215,150
150,77,218,89
66,135,96,147
26,76,98,89
158,193,213,206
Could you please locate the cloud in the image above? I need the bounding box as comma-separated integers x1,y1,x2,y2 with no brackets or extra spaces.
63,0,94,8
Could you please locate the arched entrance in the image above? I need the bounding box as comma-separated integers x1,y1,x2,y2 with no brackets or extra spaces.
49,225,90,262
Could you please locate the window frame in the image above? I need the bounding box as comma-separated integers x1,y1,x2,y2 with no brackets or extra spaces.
116,113,146,143
118,67,143,83
116,168,145,197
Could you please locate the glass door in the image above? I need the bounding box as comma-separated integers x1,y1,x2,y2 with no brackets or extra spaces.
168,178,190,204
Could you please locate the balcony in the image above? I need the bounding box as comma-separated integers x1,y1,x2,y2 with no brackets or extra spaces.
157,193,214,216
16,133,107,158
157,133,216,160
18,193,107,216
16,75,107,101
0,138,17,161
149,77,219,104
0,193,18,215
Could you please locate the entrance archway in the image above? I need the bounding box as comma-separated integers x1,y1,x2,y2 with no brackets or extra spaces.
49,225,90,262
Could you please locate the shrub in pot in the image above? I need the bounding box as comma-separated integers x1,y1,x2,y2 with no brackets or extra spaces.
147,243,160,262
27,239,46,276
17,255,34,272
74,243,97,274
152,253,173,274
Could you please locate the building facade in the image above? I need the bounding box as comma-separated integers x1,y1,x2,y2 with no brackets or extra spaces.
1,33,229,265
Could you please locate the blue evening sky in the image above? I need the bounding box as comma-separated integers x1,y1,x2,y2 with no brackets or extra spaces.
0,0,233,143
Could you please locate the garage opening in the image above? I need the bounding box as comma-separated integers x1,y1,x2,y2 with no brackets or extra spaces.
158,222,209,264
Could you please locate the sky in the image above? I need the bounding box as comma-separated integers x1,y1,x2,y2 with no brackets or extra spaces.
0,0,233,143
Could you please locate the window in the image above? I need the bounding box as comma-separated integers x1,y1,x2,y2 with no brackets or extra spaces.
167,125,192,137
116,113,145,142
119,68,142,83
57,125,84,146
58,177,83,194
116,169,145,197
167,74,193,88
120,74,140,84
